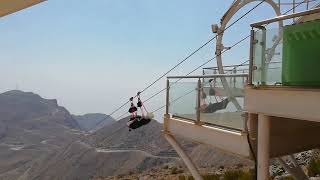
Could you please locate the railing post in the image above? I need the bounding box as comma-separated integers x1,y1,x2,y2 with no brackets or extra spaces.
248,29,255,85
229,68,233,86
260,26,267,85
202,69,205,83
293,0,296,23
196,78,201,124
213,69,217,87
242,70,245,84
233,68,237,88
166,79,170,115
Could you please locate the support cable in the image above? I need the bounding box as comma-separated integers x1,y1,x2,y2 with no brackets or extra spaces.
148,0,310,116
108,0,266,117
112,0,310,120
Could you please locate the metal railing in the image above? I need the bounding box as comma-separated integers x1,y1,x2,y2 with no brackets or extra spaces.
166,74,248,131
248,7,320,86
250,7,320,27
203,64,249,76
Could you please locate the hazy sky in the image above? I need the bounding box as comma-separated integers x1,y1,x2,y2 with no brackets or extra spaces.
0,0,310,119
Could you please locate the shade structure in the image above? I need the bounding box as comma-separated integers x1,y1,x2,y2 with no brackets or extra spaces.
0,0,45,18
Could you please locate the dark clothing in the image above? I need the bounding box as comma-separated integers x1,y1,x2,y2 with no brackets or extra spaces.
127,116,151,130
202,98,229,113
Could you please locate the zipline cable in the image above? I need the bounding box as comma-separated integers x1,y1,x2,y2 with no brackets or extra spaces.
95,2,316,170
108,0,266,118
138,0,265,95
113,0,314,120
150,35,251,115
143,60,249,105
145,2,312,115
116,33,251,120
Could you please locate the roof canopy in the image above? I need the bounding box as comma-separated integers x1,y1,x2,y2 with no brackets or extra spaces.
0,0,45,18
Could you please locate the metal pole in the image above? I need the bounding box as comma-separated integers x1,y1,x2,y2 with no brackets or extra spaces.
242,70,245,84
248,29,255,85
259,26,267,85
233,68,237,88
196,79,201,124
214,69,217,87
202,69,205,84
230,70,233,86
251,8,320,27
167,74,249,79
257,114,271,180
293,0,296,23
164,134,203,180
166,79,170,115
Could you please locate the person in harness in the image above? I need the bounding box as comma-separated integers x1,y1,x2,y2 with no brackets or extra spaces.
199,79,229,113
127,92,154,131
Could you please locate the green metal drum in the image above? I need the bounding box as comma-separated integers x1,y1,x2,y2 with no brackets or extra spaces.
282,20,320,86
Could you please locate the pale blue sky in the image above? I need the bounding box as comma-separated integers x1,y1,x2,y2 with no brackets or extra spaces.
0,0,309,119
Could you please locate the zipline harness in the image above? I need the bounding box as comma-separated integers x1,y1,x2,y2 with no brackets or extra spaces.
127,92,154,131
200,79,229,113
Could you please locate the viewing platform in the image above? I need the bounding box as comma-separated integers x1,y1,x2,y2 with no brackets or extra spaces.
163,6,320,180
163,73,250,158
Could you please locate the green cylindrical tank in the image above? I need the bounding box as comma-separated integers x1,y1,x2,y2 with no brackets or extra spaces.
282,20,320,86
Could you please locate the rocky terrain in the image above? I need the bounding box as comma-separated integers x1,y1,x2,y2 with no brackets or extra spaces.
87,116,251,168
0,90,82,180
7,90,319,180
0,90,180,179
72,113,115,132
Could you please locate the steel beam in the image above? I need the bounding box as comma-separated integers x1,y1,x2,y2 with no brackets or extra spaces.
164,133,203,180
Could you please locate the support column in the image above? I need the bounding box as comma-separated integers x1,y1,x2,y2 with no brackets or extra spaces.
164,133,203,180
257,114,271,180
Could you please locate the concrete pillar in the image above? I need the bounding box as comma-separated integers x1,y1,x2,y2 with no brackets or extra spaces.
257,114,271,180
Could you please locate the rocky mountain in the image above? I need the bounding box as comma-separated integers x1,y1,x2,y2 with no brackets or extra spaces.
87,116,173,155
0,90,250,180
87,116,251,169
72,113,115,132
0,90,178,180
0,90,79,130
0,90,82,180
25,140,177,180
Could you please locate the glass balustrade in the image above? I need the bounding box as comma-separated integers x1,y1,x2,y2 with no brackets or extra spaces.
169,81,198,121
252,28,283,85
167,74,247,131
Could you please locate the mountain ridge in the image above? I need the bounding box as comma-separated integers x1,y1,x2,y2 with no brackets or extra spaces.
0,90,250,180
72,113,115,132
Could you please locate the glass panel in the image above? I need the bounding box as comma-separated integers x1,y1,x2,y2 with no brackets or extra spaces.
169,81,197,121
168,75,247,130
265,28,283,85
253,28,283,85
200,77,245,130
253,30,264,84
